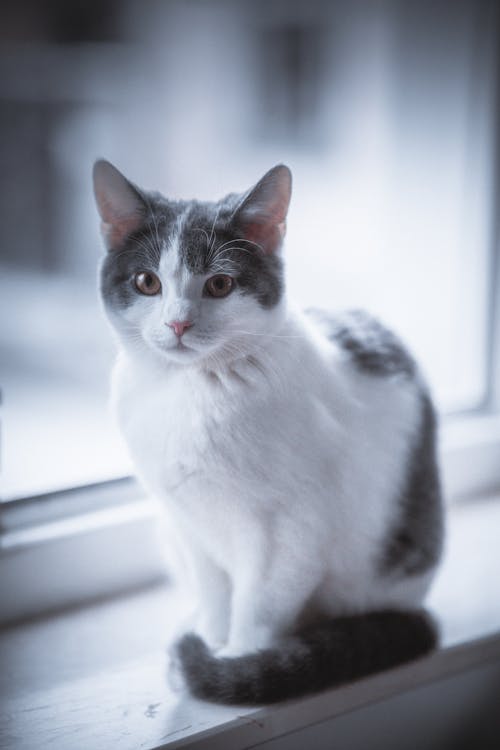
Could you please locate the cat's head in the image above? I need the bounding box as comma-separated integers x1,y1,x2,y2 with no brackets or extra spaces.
93,161,292,367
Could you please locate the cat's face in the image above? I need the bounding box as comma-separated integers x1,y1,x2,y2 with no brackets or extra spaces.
93,162,292,366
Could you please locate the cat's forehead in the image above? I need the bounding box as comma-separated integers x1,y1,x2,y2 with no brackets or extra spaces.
155,194,239,275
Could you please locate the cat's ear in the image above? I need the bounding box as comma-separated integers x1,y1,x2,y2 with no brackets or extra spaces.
93,160,147,251
232,165,292,254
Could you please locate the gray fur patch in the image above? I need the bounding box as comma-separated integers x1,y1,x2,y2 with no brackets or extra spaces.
177,199,284,308
304,308,442,577
99,188,183,310
306,308,416,377
380,392,443,576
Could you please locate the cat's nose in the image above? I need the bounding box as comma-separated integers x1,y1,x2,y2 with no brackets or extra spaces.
167,320,193,338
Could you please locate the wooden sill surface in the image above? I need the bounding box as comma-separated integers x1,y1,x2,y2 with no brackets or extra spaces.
1,494,500,750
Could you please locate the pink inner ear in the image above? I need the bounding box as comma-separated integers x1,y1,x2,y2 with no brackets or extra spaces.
100,215,144,250
242,218,286,254
235,165,291,254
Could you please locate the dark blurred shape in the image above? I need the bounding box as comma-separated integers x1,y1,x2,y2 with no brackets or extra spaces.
1,0,120,43
0,101,52,269
256,21,327,144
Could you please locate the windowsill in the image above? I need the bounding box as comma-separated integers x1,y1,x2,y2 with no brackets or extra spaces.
1,494,500,749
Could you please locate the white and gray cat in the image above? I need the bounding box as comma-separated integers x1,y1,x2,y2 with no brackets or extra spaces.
93,160,443,704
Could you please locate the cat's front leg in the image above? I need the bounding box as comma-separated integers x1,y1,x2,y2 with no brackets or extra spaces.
186,541,231,651
220,550,322,658
168,542,232,695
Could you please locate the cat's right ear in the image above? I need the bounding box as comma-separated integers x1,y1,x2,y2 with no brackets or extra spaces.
93,160,147,251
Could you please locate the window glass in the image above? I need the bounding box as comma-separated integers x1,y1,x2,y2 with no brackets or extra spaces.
1,0,497,499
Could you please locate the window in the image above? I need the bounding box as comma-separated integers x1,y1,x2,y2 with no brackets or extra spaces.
1,0,499,622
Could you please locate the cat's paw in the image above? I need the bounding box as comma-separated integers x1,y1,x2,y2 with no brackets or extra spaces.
195,630,225,652
166,640,190,695
215,642,249,659
194,617,227,652
216,625,275,658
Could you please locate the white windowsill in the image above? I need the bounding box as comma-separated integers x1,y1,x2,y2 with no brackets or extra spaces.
1,493,500,749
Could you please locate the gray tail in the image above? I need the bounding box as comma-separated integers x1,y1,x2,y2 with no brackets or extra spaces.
176,609,437,705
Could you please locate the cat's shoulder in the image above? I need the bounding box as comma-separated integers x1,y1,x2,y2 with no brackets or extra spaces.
305,307,416,378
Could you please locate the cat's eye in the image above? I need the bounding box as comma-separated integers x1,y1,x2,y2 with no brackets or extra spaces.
134,271,161,296
204,274,234,298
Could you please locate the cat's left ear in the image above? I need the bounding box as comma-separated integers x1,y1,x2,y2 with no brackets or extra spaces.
232,165,292,254
93,160,147,251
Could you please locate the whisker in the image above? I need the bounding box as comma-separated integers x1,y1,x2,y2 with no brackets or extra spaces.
140,198,163,264
112,245,158,267
210,245,255,258
191,227,210,248
132,237,162,265
215,238,265,254
230,331,304,339
207,206,221,257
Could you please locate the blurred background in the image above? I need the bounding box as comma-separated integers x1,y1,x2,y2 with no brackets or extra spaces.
0,0,499,499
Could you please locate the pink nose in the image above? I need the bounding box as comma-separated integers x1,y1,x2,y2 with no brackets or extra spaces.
167,320,193,337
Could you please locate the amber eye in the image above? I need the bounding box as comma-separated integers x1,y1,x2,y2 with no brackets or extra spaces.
204,274,234,298
134,271,161,296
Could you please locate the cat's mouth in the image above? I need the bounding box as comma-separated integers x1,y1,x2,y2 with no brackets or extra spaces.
174,338,201,354
148,332,213,364
159,337,194,353
154,337,203,363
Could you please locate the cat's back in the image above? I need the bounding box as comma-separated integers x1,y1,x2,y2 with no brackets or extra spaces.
304,306,443,593
305,307,416,379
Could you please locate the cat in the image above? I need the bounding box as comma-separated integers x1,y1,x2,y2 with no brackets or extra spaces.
93,159,443,705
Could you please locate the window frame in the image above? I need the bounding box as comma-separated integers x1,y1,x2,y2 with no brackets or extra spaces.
0,479,166,624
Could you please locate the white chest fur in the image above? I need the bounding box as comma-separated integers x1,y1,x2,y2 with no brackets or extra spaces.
112,313,423,620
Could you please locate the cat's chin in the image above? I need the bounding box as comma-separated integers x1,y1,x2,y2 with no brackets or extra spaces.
151,336,229,366
155,343,203,365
